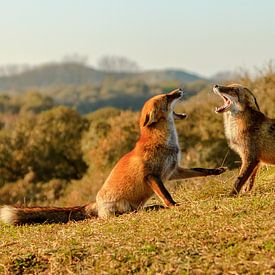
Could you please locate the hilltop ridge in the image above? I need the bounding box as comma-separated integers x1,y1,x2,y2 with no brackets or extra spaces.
0,63,206,90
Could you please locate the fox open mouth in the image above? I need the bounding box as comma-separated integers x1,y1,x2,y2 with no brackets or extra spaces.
215,94,232,113
173,111,187,119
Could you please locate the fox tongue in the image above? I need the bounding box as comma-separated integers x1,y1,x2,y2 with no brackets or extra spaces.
215,95,231,113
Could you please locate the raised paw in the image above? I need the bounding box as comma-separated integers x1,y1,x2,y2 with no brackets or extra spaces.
168,202,180,208
166,200,178,208
242,185,249,193
210,167,228,175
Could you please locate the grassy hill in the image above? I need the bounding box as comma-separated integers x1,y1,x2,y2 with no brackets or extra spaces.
0,168,274,274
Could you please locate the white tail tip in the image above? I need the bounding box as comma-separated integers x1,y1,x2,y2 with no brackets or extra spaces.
0,205,17,225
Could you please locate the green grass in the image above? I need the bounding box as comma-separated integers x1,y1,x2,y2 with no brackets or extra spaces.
0,168,274,274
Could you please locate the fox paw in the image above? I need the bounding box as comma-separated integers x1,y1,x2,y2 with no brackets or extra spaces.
210,167,228,175
242,184,253,193
229,190,239,197
166,201,179,208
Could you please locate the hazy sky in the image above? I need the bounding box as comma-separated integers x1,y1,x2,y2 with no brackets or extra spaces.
0,0,274,76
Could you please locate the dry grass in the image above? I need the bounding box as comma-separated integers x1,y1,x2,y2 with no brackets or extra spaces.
0,167,274,274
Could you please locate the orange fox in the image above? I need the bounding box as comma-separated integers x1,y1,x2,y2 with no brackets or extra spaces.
0,89,226,225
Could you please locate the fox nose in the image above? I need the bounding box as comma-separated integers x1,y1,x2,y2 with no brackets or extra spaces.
214,84,219,89
178,88,184,95
167,88,184,96
174,88,183,94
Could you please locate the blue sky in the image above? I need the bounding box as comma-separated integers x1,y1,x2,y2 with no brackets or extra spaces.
0,0,274,76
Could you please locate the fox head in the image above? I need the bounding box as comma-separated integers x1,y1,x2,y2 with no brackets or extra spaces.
213,84,260,114
140,88,187,129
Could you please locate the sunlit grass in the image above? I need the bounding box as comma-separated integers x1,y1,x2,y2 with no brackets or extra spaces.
0,168,274,274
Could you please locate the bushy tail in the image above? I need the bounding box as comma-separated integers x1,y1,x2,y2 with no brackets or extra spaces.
0,202,97,225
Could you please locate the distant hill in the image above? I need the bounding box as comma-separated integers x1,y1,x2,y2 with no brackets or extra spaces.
0,63,206,91
0,63,107,90
0,63,210,114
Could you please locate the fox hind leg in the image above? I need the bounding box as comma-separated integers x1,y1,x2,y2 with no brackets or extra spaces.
97,200,133,218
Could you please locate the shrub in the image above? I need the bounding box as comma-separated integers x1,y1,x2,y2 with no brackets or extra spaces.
81,110,139,190
0,106,89,182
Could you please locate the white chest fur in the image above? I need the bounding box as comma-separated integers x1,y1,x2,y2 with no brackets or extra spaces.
167,113,181,163
224,113,238,140
223,112,242,154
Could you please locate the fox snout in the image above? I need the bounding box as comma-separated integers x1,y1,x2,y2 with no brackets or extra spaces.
213,84,233,94
213,84,219,89
213,84,235,113
213,84,221,94
213,83,261,114
140,88,187,128
167,88,184,100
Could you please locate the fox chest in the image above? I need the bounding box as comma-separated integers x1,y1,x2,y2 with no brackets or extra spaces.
167,125,181,163
224,115,245,154
161,146,180,179
144,145,179,179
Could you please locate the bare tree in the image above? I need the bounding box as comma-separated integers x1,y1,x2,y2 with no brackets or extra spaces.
62,53,89,65
97,55,139,73
0,64,32,77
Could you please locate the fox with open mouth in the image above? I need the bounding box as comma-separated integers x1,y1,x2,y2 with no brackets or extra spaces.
213,83,275,195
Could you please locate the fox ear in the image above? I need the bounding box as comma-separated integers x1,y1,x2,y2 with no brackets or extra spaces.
143,109,158,127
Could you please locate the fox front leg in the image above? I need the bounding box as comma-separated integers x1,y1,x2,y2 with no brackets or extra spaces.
230,160,259,196
243,164,260,193
145,175,177,207
168,166,227,180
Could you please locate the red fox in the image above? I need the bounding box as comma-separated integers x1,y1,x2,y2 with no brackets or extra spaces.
0,89,226,225
213,84,275,195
